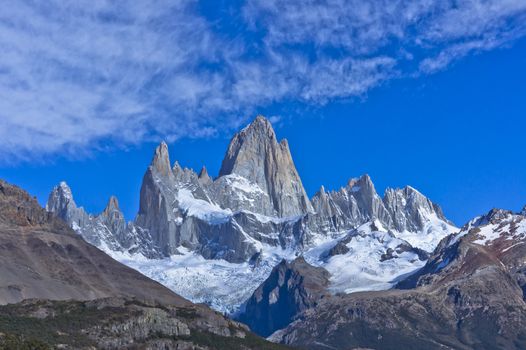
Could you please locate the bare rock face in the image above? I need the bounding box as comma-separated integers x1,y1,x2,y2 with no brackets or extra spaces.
198,166,213,186
219,115,313,217
238,256,330,337
383,186,451,233
46,181,90,229
100,196,127,241
135,142,182,254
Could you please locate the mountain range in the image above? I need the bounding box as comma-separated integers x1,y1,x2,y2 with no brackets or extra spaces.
47,116,455,313
37,115,526,349
0,178,288,349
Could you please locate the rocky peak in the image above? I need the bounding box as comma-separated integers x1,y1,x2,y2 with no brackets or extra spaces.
198,166,212,185
101,195,123,221
521,205,526,216
237,256,329,337
478,208,514,226
100,195,127,240
104,196,120,212
348,174,391,223
347,174,375,193
311,185,339,219
46,181,90,229
218,115,279,179
151,141,172,177
1,179,66,228
218,115,312,217
46,181,76,212
385,184,449,222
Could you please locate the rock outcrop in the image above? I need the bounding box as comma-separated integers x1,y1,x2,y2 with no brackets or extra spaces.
46,181,90,230
238,256,330,337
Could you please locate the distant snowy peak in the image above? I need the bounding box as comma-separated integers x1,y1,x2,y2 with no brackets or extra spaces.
311,174,456,251
47,181,161,258
46,181,89,229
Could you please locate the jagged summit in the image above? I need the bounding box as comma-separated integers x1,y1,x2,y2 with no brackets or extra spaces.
151,141,172,177
347,173,373,189
48,181,74,207
46,181,89,229
219,115,312,217
198,166,212,185
101,195,122,220
104,195,120,211
219,115,281,178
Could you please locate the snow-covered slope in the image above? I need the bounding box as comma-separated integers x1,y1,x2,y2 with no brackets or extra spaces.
304,221,430,294
47,115,458,314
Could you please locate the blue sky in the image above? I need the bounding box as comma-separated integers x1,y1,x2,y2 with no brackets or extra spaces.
1,1,526,225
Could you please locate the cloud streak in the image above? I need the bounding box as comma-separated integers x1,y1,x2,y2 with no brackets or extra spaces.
1,0,525,162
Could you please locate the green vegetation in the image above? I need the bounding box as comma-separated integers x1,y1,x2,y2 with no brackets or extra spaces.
0,299,294,349
0,334,51,350
180,330,292,350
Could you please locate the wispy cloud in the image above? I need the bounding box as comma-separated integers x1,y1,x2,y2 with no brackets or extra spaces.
1,0,525,162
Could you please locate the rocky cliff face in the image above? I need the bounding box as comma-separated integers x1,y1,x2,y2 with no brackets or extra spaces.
219,115,313,217
46,181,90,230
238,257,330,337
272,207,526,349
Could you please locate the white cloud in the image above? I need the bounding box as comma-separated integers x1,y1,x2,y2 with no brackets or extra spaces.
0,0,525,162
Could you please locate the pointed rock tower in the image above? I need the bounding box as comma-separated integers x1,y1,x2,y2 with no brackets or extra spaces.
46,181,89,229
135,142,180,253
100,195,127,240
219,115,313,217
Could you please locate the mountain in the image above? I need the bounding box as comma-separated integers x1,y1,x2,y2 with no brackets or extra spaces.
310,176,455,252
270,207,526,349
0,179,291,350
47,181,161,258
218,115,313,217
47,115,456,316
238,257,330,337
